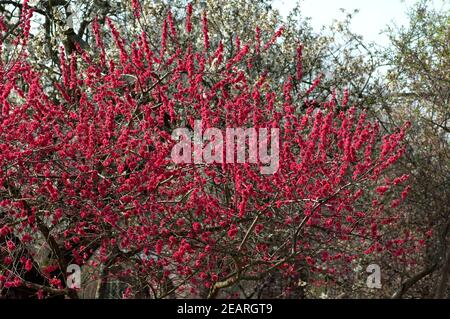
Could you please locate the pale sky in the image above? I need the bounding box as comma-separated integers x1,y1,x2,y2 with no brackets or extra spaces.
273,0,449,46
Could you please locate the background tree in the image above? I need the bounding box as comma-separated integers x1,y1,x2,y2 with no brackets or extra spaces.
375,0,449,298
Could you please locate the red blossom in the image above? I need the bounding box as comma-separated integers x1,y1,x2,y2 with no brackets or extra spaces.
0,3,412,299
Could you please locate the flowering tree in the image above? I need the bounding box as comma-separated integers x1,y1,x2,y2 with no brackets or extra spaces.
0,1,419,299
